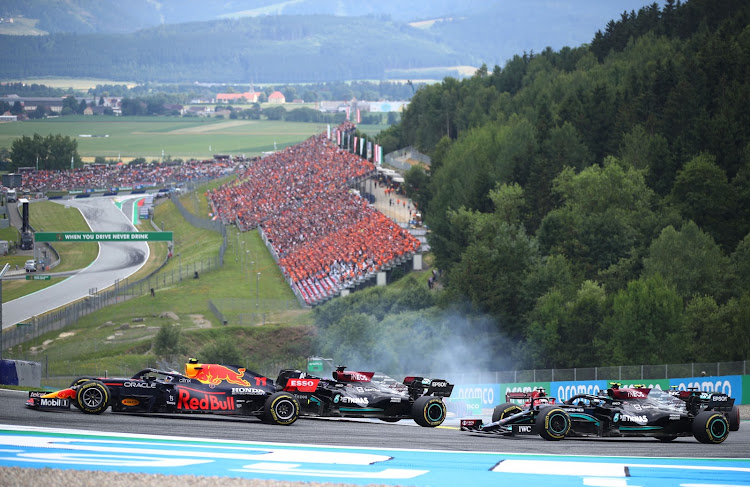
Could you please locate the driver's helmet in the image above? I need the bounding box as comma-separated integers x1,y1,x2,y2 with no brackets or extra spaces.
185,358,203,378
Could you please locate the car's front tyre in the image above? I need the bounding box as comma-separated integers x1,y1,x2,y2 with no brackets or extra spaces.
76,380,110,414
263,392,300,425
492,402,523,423
535,407,571,441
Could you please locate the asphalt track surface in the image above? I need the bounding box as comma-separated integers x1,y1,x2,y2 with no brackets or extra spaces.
1,389,748,459
2,196,148,328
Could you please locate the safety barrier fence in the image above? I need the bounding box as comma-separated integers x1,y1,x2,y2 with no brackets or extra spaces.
428,361,749,386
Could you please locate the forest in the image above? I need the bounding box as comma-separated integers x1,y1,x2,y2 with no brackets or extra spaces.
315,0,750,372
0,15,471,83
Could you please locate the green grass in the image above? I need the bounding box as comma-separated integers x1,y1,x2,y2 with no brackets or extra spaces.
0,200,98,301
6,181,313,383
0,116,390,159
0,117,329,159
29,201,98,272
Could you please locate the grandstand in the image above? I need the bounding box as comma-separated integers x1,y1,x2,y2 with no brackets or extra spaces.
209,124,420,306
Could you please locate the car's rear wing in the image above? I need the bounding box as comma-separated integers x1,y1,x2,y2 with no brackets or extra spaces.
505,390,556,406
403,377,454,398
707,393,735,411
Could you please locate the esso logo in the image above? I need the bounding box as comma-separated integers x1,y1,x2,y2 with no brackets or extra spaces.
286,378,319,392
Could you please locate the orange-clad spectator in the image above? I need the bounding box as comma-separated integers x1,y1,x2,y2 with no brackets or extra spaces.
209,123,420,305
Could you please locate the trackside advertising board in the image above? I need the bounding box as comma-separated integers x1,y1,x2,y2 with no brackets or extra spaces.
452,383,501,409
452,375,746,408
668,375,742,399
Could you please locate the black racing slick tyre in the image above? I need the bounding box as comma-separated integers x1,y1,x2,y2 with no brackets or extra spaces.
263,392,300,426
727,405,741,432
412,396,446,427
492,402,523,423
535,406,571,441
378,417,402,423
76,380,110,414
69,377,95,410
692,411,729,444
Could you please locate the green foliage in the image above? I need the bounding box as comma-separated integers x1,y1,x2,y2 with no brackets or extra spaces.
526,280,607,368
537,159,662,278
603,274,685,365
154,324,182,359
199,335,244,365
10,133,81,170
0,15,471,83
642,222,729,301
667,153,737,251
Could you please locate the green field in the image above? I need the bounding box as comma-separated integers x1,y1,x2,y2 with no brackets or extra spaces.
0,116,390,160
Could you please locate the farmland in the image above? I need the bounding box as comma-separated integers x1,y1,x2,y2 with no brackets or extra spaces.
0,116,389,160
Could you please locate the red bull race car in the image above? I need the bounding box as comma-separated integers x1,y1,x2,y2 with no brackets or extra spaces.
275,365,454,426
460,383,739,444
26,359,300,425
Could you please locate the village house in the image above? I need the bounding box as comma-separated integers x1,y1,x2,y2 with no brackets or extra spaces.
216,91,260,103
267,91,286,104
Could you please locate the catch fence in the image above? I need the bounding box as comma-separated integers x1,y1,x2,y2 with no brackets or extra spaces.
430,360,750,385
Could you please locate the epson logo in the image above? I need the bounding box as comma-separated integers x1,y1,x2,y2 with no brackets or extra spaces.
431,381,448,388
123,381,156,388
40,398,69,407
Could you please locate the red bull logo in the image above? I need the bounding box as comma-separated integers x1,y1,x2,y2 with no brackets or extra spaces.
194,364,252,386
177,389,235,411
45,388,75,399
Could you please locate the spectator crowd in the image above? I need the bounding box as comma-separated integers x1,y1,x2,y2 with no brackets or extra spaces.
17,159,234,192
209,124,420,305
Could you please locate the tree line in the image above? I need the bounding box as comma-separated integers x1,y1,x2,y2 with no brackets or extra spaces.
314,0,750,371
0,15,471,83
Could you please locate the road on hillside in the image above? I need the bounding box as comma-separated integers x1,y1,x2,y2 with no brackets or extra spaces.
1,196,149,329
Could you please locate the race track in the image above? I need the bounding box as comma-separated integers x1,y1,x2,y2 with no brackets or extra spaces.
2,196,149,328
1,389,747,458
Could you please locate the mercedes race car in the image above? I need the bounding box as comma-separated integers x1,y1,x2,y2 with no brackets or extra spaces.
460,383,738,444
26,359,300,425
275,365,454,426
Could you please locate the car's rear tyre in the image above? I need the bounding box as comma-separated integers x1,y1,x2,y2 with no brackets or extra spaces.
535,407,571,441
76,380,110,414
263,392,299,425
492,402,523,423
726,405,741,432
412,396,446,427
692,411,729,444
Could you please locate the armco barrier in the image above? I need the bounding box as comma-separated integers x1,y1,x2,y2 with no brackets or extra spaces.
450,374,747,412
0,359,41,387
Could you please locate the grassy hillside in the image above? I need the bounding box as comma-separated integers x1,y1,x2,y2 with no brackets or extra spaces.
5,181,315,386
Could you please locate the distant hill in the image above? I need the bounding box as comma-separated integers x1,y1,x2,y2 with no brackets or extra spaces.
0,0,662,83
